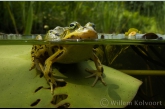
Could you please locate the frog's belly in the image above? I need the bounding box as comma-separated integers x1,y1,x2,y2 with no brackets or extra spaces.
56,45,93,64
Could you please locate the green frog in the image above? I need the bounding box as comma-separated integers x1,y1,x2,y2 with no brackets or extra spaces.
29,22,106,94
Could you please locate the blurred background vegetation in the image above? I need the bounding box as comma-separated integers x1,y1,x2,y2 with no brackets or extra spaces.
0,1,165,108
0,1,165,35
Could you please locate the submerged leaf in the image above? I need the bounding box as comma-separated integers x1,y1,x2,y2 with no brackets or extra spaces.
0,45,142,108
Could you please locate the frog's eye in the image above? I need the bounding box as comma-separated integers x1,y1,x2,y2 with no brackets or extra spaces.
90,23,95,30
85,22,96,30
69,22,77,29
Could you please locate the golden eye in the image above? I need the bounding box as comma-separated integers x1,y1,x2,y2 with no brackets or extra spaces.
69,22,77,29
90,23,95,30
85,22,96,30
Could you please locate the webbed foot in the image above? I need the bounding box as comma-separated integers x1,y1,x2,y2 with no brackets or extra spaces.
85,68,106,86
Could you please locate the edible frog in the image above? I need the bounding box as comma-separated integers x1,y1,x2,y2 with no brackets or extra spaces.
29,22,106,94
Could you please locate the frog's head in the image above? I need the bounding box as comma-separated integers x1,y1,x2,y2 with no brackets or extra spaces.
45,22,98,40
62,22,98,39
45,26,66,40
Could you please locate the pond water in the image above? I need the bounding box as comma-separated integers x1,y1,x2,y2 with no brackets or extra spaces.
1,34,165,74
0,34,164,107
0,33,165,45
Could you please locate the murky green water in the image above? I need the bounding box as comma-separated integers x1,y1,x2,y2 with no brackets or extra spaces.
0,34,165,107
0,34,165,71
1,34,165,70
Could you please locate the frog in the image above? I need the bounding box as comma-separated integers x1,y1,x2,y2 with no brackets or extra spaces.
29,21,106,95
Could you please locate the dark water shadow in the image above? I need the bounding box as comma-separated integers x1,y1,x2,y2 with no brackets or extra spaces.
107,84,121,101
52,61,106,86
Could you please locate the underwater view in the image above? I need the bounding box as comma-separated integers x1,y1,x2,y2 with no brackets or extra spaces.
0,1,165,108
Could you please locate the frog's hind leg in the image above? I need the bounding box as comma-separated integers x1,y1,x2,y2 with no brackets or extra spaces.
85,52,106,86
44,49,65,95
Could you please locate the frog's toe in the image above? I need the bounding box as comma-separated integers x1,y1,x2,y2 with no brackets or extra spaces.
48,78,57,95
49,78,65,95
85,68,106,86
49,82,56,95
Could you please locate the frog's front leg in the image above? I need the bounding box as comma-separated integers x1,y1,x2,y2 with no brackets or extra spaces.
85,52,106,86
44,49,65,95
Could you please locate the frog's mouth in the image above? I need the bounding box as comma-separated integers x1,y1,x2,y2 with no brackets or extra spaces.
63,27,98,40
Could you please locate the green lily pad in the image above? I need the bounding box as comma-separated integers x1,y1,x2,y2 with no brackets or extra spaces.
0,45,142,108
